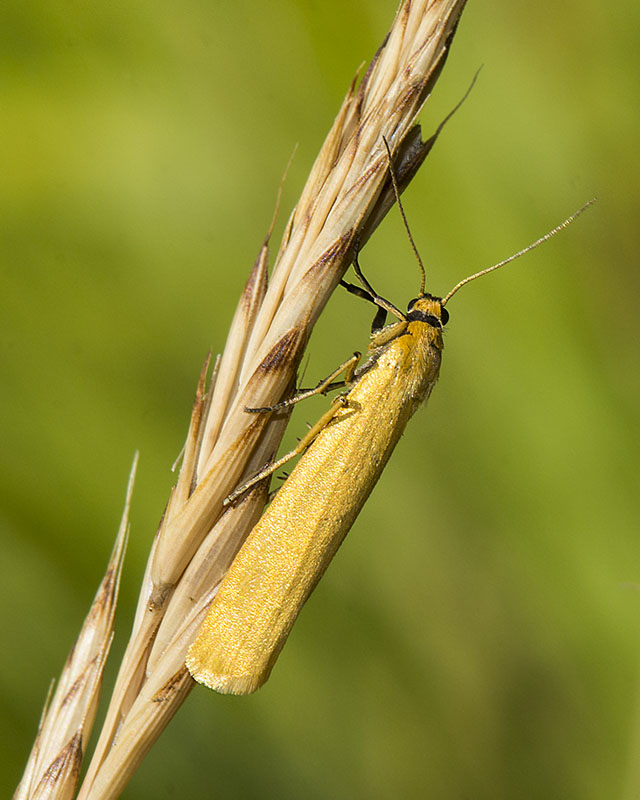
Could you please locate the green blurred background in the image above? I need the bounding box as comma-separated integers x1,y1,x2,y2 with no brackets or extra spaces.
2,1,639,797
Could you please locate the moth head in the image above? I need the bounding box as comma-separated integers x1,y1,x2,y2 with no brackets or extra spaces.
406,294,449,328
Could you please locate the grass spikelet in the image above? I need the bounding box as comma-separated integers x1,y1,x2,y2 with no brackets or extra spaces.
18,2,468,798
15,456,133,799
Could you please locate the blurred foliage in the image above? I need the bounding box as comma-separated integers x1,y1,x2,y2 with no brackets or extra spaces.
1,1,639,798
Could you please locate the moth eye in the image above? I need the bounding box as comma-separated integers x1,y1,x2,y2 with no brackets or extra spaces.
407,298,419,313
440,306,450,326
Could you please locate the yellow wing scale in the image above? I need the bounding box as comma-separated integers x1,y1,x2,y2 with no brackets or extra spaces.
187,300,444,694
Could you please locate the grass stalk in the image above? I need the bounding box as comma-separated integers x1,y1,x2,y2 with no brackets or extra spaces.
16,2,468,797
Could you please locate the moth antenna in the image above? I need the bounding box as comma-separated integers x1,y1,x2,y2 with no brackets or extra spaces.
382,68,481,296
441,198,597,306
382,136,426,295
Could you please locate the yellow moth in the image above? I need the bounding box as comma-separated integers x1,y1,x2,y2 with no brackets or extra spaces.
187,143,593,694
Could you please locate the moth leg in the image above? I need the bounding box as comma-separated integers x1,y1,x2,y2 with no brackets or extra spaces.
245,352,361,413
351,246,405,323
224,395,350,506
340,279,388,333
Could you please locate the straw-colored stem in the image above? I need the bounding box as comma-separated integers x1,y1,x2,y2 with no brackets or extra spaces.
17,2,468,798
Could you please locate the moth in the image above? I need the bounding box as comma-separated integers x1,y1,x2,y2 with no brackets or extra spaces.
187,140,593,694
